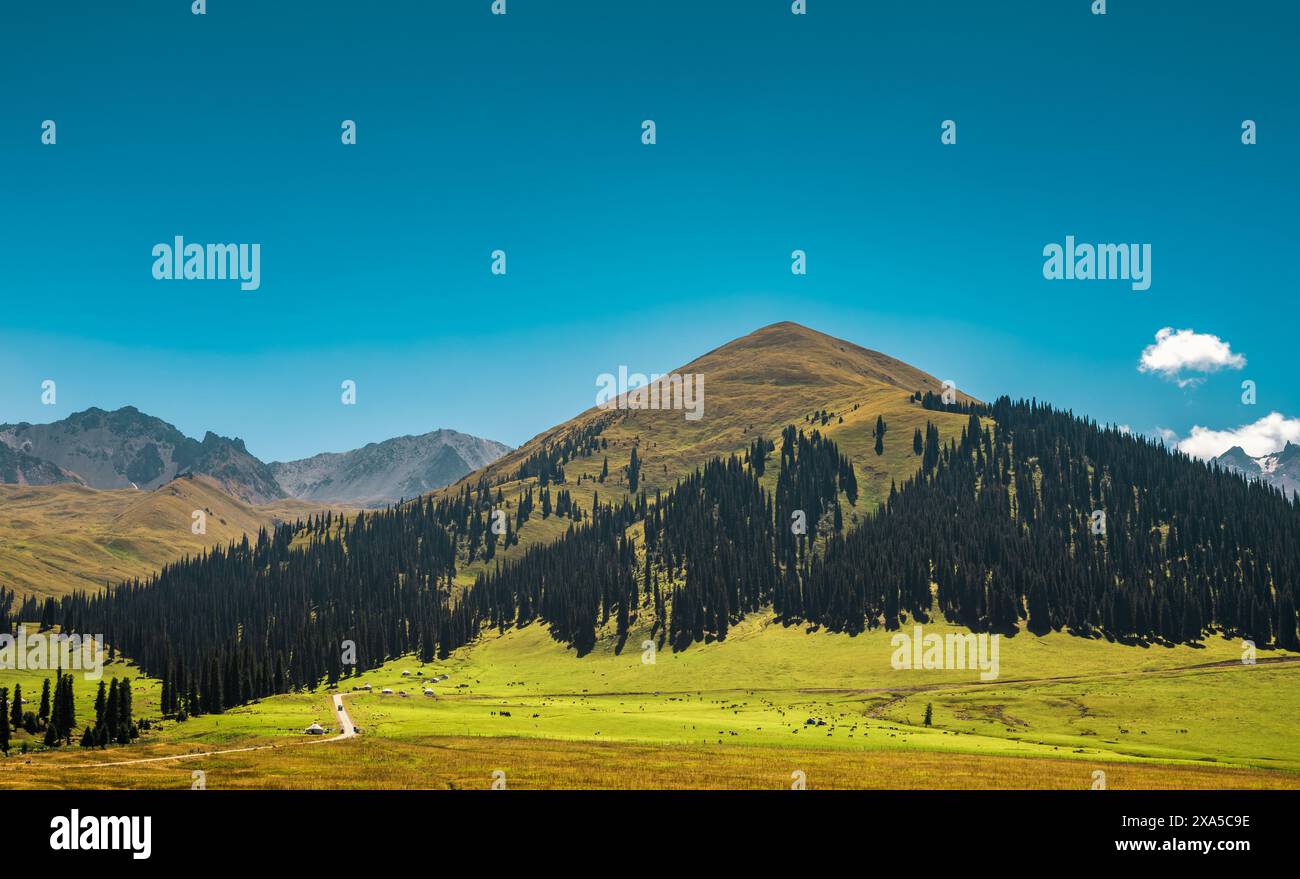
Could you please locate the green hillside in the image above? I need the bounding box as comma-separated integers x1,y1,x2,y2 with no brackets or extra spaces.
432,321,978,583
0,476,337,598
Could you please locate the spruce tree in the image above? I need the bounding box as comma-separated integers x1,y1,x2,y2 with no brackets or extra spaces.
627,447,641,494
0,688,9,755
9,684,21,729
117,679,134,744
105,679,120,738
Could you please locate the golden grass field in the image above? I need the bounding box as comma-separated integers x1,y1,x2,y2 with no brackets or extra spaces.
0,476,338,598
9,733,1298,790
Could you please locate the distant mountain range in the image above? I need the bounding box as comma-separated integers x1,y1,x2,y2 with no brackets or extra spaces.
1210,442,1300,498
0,407,510,506
0,407,282,503
270,430,511,506
0,440,81,486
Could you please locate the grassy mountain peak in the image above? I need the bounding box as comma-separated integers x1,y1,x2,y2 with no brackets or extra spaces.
430,321,979,582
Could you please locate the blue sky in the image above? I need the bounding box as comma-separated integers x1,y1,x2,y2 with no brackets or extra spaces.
1,1,1296,462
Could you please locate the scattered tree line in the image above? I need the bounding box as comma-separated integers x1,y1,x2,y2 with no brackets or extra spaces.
0,674,136,754
512,419,609,485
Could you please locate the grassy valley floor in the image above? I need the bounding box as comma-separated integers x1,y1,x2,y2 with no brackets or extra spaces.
2,615,1297,789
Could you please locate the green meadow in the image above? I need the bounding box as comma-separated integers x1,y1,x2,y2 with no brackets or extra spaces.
4,611,1297,786
0,632,160,752
329,614,1300,774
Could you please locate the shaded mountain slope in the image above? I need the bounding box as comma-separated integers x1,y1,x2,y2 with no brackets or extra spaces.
271,429,511,506
0,407,283,504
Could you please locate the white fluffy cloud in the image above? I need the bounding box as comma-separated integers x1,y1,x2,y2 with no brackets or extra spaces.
1177,412,1300,460
1138,327,1246,386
